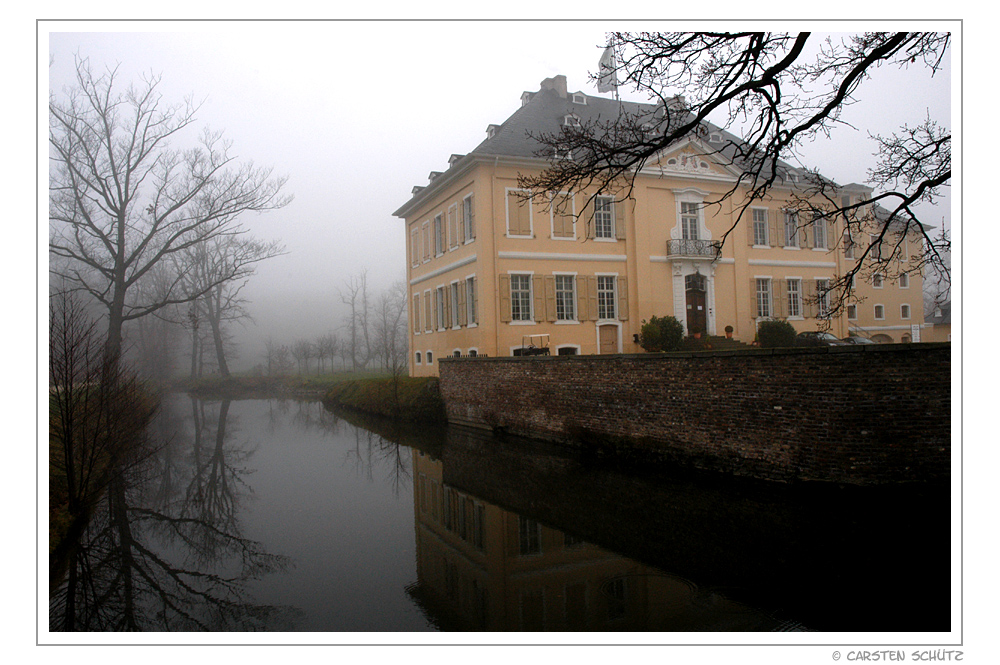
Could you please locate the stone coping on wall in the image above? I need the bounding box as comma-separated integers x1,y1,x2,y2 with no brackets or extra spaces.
438,341,952,364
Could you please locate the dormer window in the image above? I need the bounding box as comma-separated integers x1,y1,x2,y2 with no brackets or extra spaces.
564,114,581,127
521,91,533,107
709,132,722,143
572,93,587,105
487,124,500,139
448,154,463,167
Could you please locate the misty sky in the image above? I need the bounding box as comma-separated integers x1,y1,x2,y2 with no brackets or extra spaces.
44,22,953,370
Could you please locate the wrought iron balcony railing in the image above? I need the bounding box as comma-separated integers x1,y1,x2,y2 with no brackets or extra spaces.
666,239,722,259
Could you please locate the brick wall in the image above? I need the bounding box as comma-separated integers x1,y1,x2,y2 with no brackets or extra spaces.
437,344,951,484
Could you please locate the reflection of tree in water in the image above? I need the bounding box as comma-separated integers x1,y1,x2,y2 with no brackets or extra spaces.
50,396,297,631
291,399,341,435
343,423,411,498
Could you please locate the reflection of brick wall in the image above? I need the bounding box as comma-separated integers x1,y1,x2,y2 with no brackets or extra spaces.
438,344,951,484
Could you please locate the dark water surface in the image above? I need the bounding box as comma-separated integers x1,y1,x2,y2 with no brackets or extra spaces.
50,394,951,632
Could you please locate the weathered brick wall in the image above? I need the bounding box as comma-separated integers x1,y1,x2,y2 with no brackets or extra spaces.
437,344,951,484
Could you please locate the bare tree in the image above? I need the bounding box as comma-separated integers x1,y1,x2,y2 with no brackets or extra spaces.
372,281,409,417
338,270,372,371
174,235,285,377
291,339,314,375
49,56,292,359
520,32,951,311
372,281,408,371
315,332,339,375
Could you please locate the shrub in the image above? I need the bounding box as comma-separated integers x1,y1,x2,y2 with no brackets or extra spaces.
756,319,797,348
639,315,685,352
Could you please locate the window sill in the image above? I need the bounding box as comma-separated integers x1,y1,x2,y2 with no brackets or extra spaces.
554,320,580,325
752,244,770,249
783,246,801,251
551,235,577,241
593,237,617,243
508,320,537,326
506,233,533,239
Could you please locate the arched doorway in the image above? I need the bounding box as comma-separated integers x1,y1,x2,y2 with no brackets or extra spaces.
685,272,707,335
871,333,894,344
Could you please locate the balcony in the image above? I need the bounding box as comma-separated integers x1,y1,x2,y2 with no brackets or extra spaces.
666,239,722,260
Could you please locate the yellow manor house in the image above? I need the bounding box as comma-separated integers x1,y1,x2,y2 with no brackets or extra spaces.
394,75,927,377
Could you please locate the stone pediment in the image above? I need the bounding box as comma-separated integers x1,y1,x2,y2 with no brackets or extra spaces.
645,139,737,180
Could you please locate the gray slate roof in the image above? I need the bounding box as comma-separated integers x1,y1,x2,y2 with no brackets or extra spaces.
395,77,848,218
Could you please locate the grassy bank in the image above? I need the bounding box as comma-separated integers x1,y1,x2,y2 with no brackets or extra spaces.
322,376,446,423
174,370,390,399
175,372,446,422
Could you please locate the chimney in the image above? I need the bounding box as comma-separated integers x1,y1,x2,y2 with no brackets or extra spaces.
539,74,568,99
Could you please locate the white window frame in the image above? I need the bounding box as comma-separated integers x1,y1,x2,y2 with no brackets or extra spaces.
874,304,885,320
755,277,773,319
509,272,534,323
463,193,475,243
447,202,459,251
901,304,911,320
555,344,582,355
436,286,446,330
844,230,856,259
815,278,831,319
421,221,431,263
872,274,884,289
786,277,802,319
465,275,477,327
681,202,700,240
899,273,910,289
783,212,799,249
414,351,422,365
412,293,421,335
596,273,618,321
812,213,828,249
752,208,769,246
410,227,419,267
847,303,858,320
467,347,479,357
593,196,615,240
554,272,577,323
450,281,461,329
434,214,444,256
426,350,434,365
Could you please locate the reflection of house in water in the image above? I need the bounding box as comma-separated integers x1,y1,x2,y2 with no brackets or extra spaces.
407,450,788,632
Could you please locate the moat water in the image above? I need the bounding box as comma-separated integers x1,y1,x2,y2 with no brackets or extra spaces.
49,394,951,633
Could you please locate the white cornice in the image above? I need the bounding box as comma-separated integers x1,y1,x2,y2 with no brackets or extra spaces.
409,254,478,286
498,251,627,262
748,259,837,268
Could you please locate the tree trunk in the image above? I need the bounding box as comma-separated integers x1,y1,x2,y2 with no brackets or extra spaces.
204,289,230,378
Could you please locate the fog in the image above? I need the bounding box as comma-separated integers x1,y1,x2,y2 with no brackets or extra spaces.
44,22,953,373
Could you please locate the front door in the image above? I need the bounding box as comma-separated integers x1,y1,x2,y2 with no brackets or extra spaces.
685,273,707,335
598,324,618,354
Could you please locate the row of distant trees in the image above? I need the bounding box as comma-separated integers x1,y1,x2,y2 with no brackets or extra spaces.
260,271,408,378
